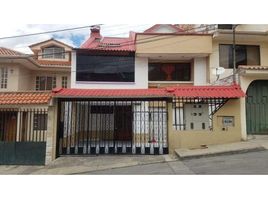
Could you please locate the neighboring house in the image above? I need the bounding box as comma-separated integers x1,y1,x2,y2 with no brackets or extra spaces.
0,39,72,165
209,24,268,139
0,39,71,92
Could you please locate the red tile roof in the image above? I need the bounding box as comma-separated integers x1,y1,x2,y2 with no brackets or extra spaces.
81,26,135,52
172,85,245,98
53,85,245,99
0,92,52,105
34,60,71,67
239,65,268,70
0,47,25,56
53,88,171,98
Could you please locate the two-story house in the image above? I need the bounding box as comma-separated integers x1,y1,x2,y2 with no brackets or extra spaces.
0,39,72,165
52,25,245,160
209,24,268,140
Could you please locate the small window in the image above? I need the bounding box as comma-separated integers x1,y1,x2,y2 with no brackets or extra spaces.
0,67,8,89
61,76,68,88
42,46,65,59
33,114,48,131
36,76,56,91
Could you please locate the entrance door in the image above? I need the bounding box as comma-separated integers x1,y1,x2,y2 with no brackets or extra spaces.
246,80,268,134
114,106,132,141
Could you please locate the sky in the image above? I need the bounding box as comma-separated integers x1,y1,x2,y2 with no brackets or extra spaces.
0,24,152,54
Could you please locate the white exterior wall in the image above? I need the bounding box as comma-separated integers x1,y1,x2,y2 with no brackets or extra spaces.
71,51,148,89
193,57,207,85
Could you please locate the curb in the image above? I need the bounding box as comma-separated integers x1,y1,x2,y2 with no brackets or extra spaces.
177,147,266,160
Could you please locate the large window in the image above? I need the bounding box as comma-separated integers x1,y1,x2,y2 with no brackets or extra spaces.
149,63,191,81
0,67,8,89
42,46,65,59
36,76,56,91
219,44,260,68
76,54,135,82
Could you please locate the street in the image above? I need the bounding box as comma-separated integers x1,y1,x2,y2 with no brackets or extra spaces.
85,150,268,175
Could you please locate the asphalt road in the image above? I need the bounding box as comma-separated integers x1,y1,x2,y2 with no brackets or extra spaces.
86,150,268,175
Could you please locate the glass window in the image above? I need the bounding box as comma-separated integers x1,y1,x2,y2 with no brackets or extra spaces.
149,63,191,81
0,67,8,89
76,53,135,82
36,76,56,90
33,114,48,131
42,46,65,59
61,76,68,88
219,44,260,68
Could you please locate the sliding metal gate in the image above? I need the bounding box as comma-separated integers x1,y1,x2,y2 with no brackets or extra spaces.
57,99,168,156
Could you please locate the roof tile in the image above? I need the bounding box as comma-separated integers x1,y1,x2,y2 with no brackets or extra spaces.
0,92,52,105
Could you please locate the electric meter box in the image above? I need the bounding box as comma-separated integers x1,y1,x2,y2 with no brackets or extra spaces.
184,103,209,130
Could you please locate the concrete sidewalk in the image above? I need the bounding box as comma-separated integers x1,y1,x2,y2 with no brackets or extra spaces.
0,135,267,175
175,135,268,159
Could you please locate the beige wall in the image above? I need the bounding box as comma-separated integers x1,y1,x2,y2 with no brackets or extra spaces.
168,99,242,152
0,63,20,91
136,35,212,54
236,24,268,32
209,40,268,83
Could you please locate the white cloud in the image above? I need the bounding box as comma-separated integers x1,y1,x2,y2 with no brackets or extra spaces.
0,24,151,54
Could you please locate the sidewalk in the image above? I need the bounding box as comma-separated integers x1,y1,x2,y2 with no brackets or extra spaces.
175,135,268,159
0,135,267,175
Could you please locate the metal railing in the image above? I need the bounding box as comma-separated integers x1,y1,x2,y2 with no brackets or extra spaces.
0,108,48,142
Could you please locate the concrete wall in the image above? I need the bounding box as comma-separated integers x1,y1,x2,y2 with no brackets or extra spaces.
168,99,242,152
71,52,148,89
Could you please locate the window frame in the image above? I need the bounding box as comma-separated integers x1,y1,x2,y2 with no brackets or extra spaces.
36,76,56,91
42,46,65,59
0,67,8,89
219,44,260,68
148,62,192,82
61,76,68,88
76,53,135,83
33,113,48,131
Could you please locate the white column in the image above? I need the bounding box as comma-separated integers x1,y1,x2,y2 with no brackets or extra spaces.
194,57,207,85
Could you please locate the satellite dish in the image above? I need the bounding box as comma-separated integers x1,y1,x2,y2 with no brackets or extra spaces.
212,67,225,76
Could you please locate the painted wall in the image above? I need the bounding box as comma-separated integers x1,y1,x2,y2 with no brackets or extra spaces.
71,52,148,89
168,99,242,152
0,64,20,91
136,35,212,54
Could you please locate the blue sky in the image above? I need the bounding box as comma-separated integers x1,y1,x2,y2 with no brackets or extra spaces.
0,24,151,54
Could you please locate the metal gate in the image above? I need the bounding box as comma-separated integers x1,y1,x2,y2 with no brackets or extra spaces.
57,99,169,156
0,109,47,165
246,80,268,134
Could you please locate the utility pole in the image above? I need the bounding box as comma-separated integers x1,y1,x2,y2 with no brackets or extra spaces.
232,24,238,84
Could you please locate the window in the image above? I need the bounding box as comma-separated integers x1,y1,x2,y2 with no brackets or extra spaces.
149,63,191,81
218,24,233,30
219,44,260,68
42,46,65,59
33,114,48,131
0,67,8,89
61,76,68,88
36,76,56,90
76,53,135,82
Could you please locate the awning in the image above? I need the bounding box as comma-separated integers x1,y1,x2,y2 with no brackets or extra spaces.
53,85,245,99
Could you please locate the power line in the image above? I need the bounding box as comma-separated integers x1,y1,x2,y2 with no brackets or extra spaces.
0,24,103,40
